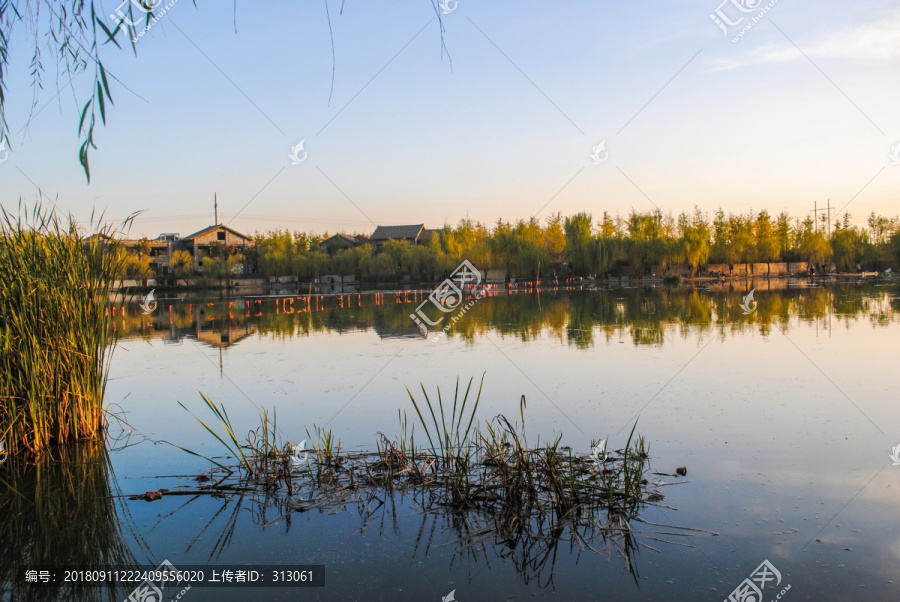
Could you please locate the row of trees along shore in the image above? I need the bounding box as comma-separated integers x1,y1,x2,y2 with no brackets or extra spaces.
122,209,900,284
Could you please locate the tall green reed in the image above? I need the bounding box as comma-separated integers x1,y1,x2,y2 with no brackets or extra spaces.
406,374,483,469
0,203,129,456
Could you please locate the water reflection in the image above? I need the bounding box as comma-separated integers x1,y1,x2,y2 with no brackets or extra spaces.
0,441,138,601
149,445,679,592
111,281,899,349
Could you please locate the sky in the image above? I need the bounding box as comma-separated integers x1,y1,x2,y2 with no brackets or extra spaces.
1,0,899,238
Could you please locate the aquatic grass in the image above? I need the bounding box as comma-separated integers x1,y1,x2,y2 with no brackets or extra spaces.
406,375,484,503
306,424,341,467
172,393,295,490
166,382,693,586
0,204,130,456
172,393,253,474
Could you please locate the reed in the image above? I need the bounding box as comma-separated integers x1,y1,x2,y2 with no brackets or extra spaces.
166,384,684,586
0,204,128,456
306,424,342,467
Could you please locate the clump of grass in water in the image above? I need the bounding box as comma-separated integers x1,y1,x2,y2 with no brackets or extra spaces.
171,394,346,495
405,375,483,503
305,424,342,468
0,203,130,456
168,380,692,579
171,394,289,480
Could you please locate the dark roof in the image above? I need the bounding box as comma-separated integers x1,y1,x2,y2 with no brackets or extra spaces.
325,233,359,246
369,224,426,241
182,224,252,242
421,229,441,243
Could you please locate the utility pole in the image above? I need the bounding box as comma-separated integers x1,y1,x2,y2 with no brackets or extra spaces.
214,192,218,225
811,200,834,237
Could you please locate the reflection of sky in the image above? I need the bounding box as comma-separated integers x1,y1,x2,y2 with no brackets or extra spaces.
106,288,900,599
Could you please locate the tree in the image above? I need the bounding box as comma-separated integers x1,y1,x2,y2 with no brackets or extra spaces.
225,253,245,283
677,208,711,277
0,2,445,180
754,210,781,269
724,213,754,266
310,251,331,279
511,218,547,280
626,210,664,275
887,231,900,270
125,252,153,286
543,213,566,267
775,212,793,261
255,230,295,279
830,226,866,272
796,217,832,270
598,211,622,239
489,220,516,279
564,212,594,276
867,212,897,246
170,250,194,280
381,239,411,275
202,256,228,286
349,244,375,281
403,244,438,282
711,208,728,263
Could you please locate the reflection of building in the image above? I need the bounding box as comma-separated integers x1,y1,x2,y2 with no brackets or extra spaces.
195,323,258,348
119,311,258,348
372,322,424,340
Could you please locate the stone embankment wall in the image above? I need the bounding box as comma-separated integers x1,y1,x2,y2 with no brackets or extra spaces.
704,262,809,277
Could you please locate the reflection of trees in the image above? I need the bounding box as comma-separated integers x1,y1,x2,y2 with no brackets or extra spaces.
0,441,141,602
109,284,899,348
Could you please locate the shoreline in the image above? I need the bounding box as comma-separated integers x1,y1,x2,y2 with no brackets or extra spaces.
114,271,893,295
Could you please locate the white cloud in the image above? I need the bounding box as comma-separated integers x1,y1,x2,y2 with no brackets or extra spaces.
710,10,900,71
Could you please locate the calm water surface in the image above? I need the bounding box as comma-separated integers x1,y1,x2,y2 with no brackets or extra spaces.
4,280,899,601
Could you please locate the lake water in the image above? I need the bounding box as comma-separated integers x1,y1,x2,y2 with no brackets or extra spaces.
3,280,899,601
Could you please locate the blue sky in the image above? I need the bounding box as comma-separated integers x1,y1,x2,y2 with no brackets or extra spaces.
1,0,899,237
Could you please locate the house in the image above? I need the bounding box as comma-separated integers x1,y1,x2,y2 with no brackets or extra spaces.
178,224,254,269
369,224,438,249
323,233,361,253
87,224,254,278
